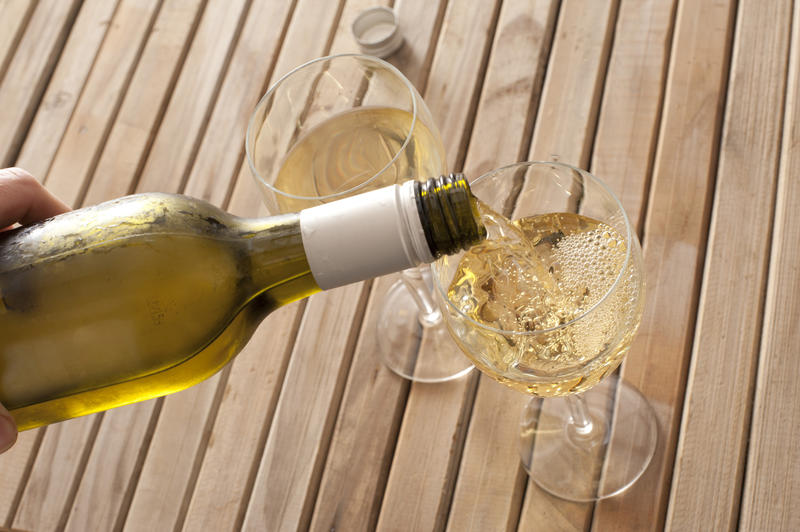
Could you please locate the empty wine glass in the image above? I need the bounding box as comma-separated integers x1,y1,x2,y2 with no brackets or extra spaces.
432,161,657,501
246,53,473,382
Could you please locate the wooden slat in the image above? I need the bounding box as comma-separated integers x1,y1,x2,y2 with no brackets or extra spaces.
121,375,221,532
306,275,410,532
527,0,617,167
83,0,206,206
0,0,81,166
0,0,37,92
509,0,618,528
0,430,41,526
303,3,448,528
187,1,440,523
132,0,249,195
63,404,156,532
446,379,528,532
7,3,163,530
591,0,676,231
240,285,368,531
422,0,503,172
590,0,737,529
11,417,101,531
441,0,558,530
126,1,343,530
739,3,800,528
181,0,297,205
0,2,117,525
664,1,791,529
179,302,303,531
460,0,558,178
42,0,163,207
115,1,290,531
387,0,448,94
373,1,506,530
16,0,120,180
55,3,207,531
182,0,372,527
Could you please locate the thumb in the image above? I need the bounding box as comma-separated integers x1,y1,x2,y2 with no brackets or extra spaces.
0,402,18,453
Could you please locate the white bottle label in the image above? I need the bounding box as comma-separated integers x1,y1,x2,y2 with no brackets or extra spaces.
299,181,433,290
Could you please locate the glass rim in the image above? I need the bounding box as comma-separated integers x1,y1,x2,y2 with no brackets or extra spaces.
245,53,419,203
432,160,635,337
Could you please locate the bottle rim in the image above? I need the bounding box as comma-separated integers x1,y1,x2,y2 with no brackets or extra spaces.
431,161,637,337
245,53,419,204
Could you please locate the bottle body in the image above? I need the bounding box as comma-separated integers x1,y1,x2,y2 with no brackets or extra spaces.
1,194,319,430
0,176,484,429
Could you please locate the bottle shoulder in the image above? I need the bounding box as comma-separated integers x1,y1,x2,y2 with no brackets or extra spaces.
0,193,244,272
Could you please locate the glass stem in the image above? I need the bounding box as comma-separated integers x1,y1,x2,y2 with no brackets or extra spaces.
567,394,595,438
400,267,442,327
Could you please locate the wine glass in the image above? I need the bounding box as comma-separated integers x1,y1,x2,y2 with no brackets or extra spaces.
432,161,657,501
246,53,473,382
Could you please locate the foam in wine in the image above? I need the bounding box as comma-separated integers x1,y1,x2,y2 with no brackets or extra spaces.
445,202,643,396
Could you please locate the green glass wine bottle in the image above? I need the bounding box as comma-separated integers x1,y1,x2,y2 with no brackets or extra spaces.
0,174,484,430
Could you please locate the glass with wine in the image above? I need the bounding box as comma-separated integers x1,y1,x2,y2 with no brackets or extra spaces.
432,161,657,501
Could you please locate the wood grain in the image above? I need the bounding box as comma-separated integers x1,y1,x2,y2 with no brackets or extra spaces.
240,284,369,531
63,404,156,532
512,0,619,527
180,303,304,532
183,0,370,527
739,3,800,529
387,0,448,95
0,0,81,166
83,0,206,205
182,0,296,205
373,2,507,531
7,3,161,530
590,0,737,529
118,2,294,530
0,1,794,529
55,3,207,531
130,0,344,530
528,0,617,168
305,1,444,528
16,0,120,180
0,0,36,84
0,430,41,526
591,0,676,231
664,0,792,529
443,0,559,530
133,0,249,194
42,0,162,207
423,0,503,172
11,416,100,531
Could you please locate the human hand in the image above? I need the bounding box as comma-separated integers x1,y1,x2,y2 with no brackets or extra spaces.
0,167,70,453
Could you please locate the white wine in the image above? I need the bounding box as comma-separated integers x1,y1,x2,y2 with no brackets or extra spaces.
268,106,445,212
443,203,644,397
0,176,484,430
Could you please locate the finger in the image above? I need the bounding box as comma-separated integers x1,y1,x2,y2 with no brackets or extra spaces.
0,167,70,228
0,402,17,453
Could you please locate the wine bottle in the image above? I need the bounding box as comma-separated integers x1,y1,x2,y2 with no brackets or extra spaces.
0,174,485,430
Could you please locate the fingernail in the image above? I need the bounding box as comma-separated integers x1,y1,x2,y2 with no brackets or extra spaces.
0,414,18,453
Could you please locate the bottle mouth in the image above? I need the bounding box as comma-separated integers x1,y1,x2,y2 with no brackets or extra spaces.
414,174,486,257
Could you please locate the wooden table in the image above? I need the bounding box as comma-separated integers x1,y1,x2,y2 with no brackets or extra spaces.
0,0,797,530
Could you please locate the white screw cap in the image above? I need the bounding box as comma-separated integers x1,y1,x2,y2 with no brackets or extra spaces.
352,7,404,58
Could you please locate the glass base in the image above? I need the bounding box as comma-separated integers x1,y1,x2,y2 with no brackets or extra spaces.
376,277,473,383
519,375,657,501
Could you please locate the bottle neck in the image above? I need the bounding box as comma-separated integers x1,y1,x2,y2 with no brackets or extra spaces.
236,214,321,306
414,174,486,257
297,177,485,291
